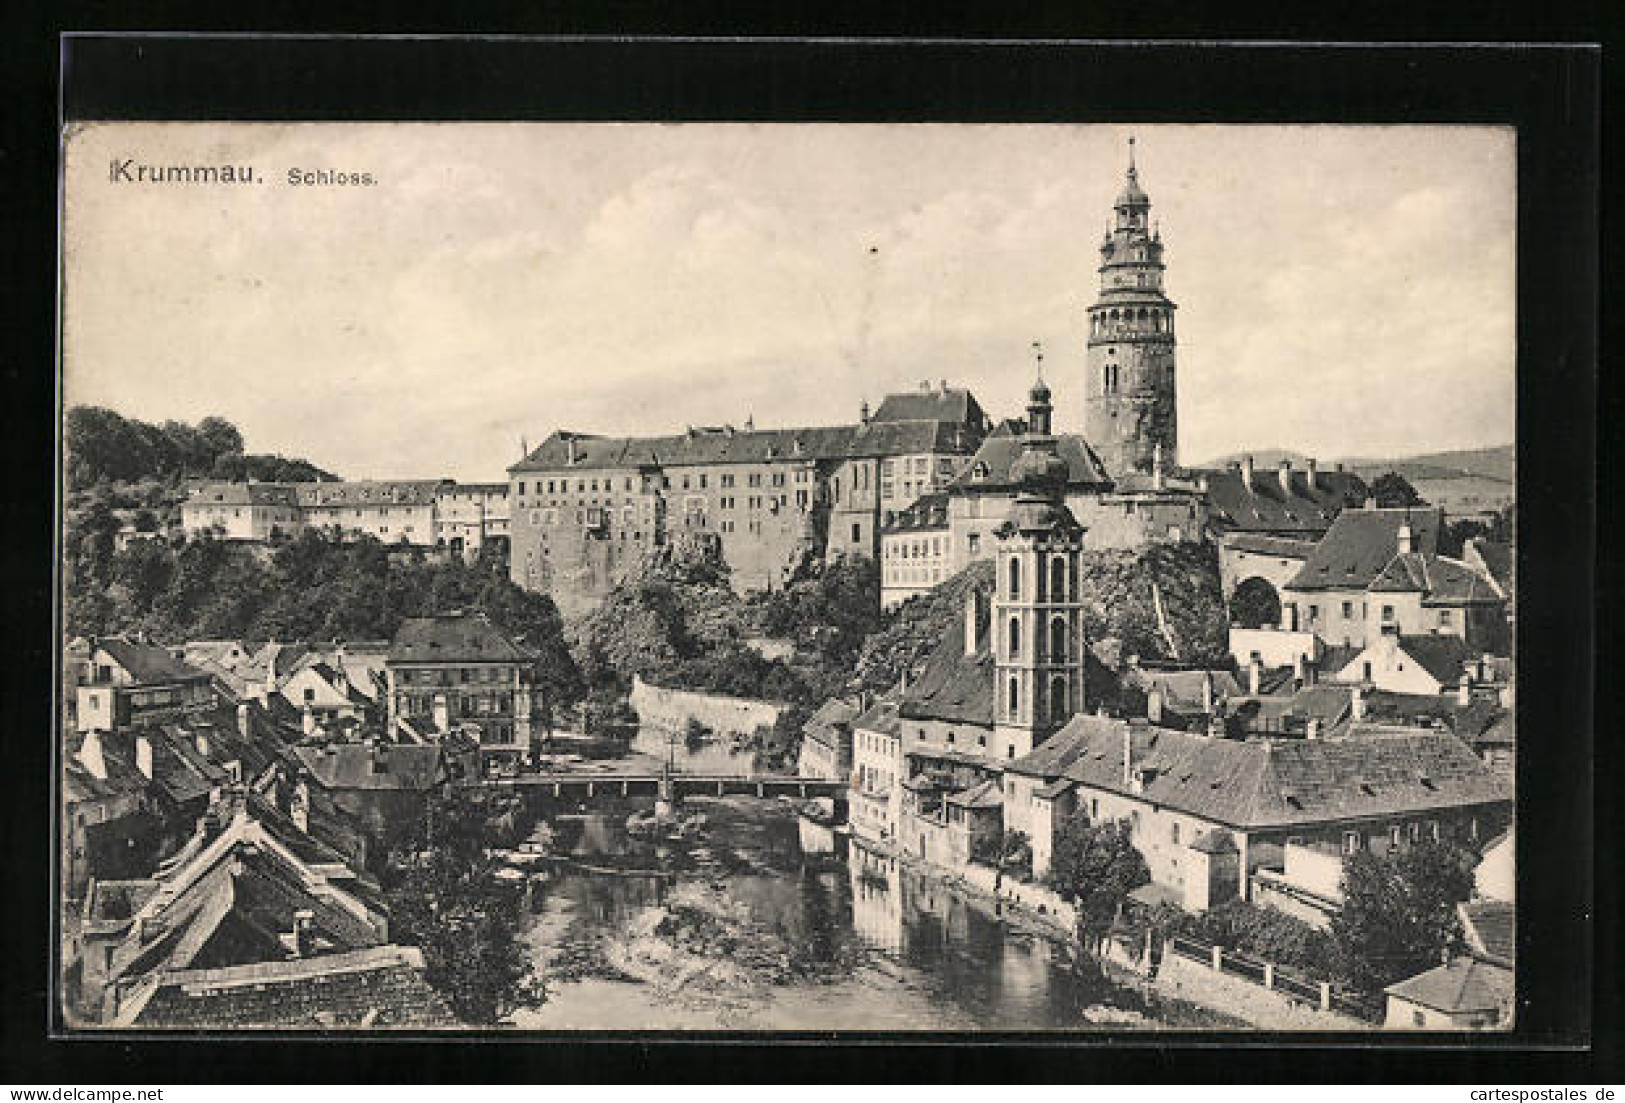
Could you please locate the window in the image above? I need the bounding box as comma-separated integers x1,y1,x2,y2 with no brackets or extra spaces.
1008,617,1021,658
1171,822,1181,844
1342,601,1354,618
1050,617,1067,661
1008,677,1019,713
1051,557,1067,601
1412,1010,1427,1028
968,533,981,554
699,474,708,489
852,523,862,543
1008,557,1021,599
1382,604,1395,622
1343,831,1362,855
303,687,315,704
1440,610,1453,627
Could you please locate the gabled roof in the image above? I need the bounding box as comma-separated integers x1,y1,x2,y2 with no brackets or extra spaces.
1369,553,1503,604
127,944,456,1029
1286,508,1445,592
802,697,859,753
182,482,302,507
1221,533,1318,558
1464,538,1514,600
292,743,444,791
388,612,534,664
1391,634,1475,687
1384,955,1512,1015
898,619,994,726
1199,467,1367,536
97,638,208,686
292,480,447,507
946,777,1004,810
1007,716,1510,831
509,419,978,475
871,386,988,430
1458,900,1515,966
946,433,1112,494
852,698,901,737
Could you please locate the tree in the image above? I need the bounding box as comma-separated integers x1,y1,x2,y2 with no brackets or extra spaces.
1330,838,1476,994
381,788,546,1024
1369,471,1427,509
1229,576,1282,629
1045,815,1150,949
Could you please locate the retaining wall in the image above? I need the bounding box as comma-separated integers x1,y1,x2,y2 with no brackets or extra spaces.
629,675,789,737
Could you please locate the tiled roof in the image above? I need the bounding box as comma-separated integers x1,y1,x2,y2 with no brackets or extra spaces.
947,778,1004,809
1007,717,1510,830
946,433,1112,493
97,638,208,686
1369,553,1503,604
1384,955,1512,1015
293,744,444,791
1465,538,1514,599
898,623,994,726
870,386,987,429
1459,900,1515,966
183,482,302,507
1199,467,1367,536
883,492,950,534
1286,508,1444,592
802,698,859,753
388,612,534,664
510,419,977,475
1393,634,1475,687
852,698,901,736
1221,533,1318,558
129,944,456,1028
292,480,447,507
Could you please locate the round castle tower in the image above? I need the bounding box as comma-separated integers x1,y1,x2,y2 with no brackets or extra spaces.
1084,137,1178,477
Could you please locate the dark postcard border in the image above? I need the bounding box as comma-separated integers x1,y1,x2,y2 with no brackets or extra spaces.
5,35,1604,1083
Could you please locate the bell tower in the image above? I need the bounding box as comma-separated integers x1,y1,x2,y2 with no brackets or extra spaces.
992,353,1089,762
1084,137,1178,477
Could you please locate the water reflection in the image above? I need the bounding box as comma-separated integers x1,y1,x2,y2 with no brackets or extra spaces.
524,798,1144,1030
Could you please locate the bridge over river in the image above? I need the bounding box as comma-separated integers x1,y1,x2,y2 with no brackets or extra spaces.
479,766,845,803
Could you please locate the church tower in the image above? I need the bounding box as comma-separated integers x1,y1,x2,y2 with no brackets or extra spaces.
992,367,1089,762
1084,137,1178,477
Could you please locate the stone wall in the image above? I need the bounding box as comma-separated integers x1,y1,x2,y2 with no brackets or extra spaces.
628,675,788,738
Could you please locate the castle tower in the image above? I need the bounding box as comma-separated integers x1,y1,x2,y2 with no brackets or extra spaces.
1084,137,1178,477
992,369,1089,761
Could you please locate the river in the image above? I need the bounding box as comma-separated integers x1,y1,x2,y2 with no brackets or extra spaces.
510,734,1199,1031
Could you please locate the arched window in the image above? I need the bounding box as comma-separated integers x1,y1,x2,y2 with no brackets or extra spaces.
1051,676,1070,721
1008,676,1020,715
1008,557,1021,599
1050,616,1068,662
1008,616,1021,658
1050,556,1067,601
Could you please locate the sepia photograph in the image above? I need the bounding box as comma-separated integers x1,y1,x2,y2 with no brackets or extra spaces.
57,117,1522,1034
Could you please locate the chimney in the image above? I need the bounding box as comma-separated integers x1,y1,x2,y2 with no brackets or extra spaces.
1306,458,1318,491
1397,522,1415,555
919,380,931,392
1121,723,1134,787
1201,672,1215,715
77,729,108,781
1351,683,1366,721
292,910,314,957
939,379,949,393
302,706,316,738
1241,455,1255,491
859,399,871,424
433,694,450,735
194,730,210,759
237,702,252,741
135,734,153,780
566,437,578,465
964,589,980,656
290,780,309,833
1306,717,1322,741
263,644,281,696
1146,688,1163,724
1152,443,1166,490
1277,459,1293,495
1248,654,1264,696
1292,652,1307,688
1458,672,1474,707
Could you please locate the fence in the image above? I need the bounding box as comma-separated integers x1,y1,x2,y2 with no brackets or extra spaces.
1161,933,1382,1023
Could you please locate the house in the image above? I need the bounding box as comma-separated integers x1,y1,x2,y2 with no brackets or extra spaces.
1002,717,1512,919
1382,951,1513,1031
1279,507,1445,648
850,698,902,844
290,741,451,843
73,786,392,1025
880,493,952,609
385,612,539,753
62,730,161,900
76,637,217,734
1332,631,1478,696
797,696,860,782
1366,547,1508,653
1199,456,1367,542
276,659,376,732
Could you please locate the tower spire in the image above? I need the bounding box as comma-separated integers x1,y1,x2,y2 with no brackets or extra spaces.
1128,134,1136,176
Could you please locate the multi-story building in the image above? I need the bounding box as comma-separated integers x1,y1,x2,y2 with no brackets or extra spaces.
879,493,951,609
180,479,510,561
384,612,538,753
506,386,987,610
850,698,902,844
76,637,217,734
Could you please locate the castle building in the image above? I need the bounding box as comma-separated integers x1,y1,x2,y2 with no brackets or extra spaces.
990,377,1090,761
1084,138,1179,478
506,384,988,612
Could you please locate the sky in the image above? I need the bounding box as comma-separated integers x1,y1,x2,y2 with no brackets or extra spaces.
63,123,1515,483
